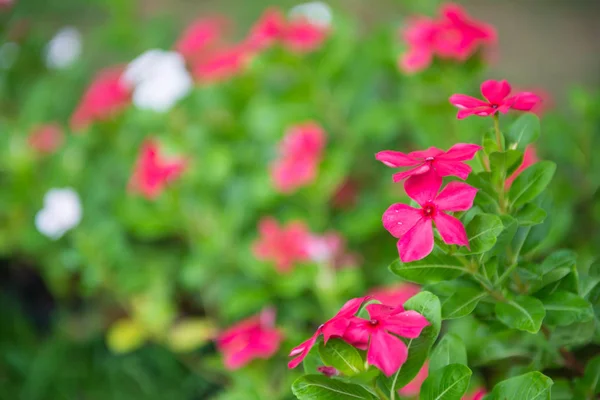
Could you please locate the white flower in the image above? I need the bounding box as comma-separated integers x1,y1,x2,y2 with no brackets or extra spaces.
289,2,332,28
122,49,193,113
45,27,82,69
35,188,82,240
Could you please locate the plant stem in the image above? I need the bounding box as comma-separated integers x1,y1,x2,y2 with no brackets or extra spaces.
540,325,585,375
493,114,503,151
373,382,389,400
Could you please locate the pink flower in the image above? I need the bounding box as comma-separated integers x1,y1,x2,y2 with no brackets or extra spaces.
399,3,496,73
216,308,283,370
305,231,358,269
288,296,370,369
345,304,429,376
28,123,64,154
247,8,287,51
382,172,477,262
449,79,542,119
317,366,339,377
70,67,130,131
505,146,538,188
271,122,326,193
128,139,187,199
191,43,252,83
398,362,429,396
253,217,311,273
463,388,487,400
368,283,420,308
376,143,481,182
174,16,229,63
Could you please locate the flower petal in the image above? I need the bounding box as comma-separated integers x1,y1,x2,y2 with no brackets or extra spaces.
434,160,472,180
397,218,434,263
398,47,433,74
438,143,482,161
433,211,469,247
434,181,478,211
392,164,431,182
480,79,511,104
288,328,321,369
367,329,408,377
509,92,542,111
375,150,418,167
384,310,430,339
383,203,423,238
449,94,488,110
404,171,442,206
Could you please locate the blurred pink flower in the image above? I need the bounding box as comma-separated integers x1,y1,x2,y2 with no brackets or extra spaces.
128,139,187,199
191,43,252,83
28,123,64,154
331,178,359,209
175,16,229,63
306,231,358,269
515,87,552,116
288,296,370,369
376,143,481,182
400,3,496,73
253,217,311,273
317,366,339,377
449,79,542,119
505,146,538,189
0,0,13,10
463,388,487,400
368,282,420,308
345,304,429,376
70,67,130,131
247,8,287,51
383,172,477,262
398,361,429,397
216,308,283,370
271,122,326,194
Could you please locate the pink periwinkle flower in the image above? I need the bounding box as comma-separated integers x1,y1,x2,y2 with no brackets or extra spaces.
288,296,371,369
398,361,429,397
70,67,131,131
376,143,481,182
306,231,358,270
253,217,311,273
28,123,64,154
505,145,538,189
216,307,283,370
344,304,429,376
368,282,420,308
400,3,496,73
128,139,187,199
175,16,229,63
463,388,487,400
247,8,287,51
449,79,542,119
271,122,326,194
191,43,253,84
383,172,477,262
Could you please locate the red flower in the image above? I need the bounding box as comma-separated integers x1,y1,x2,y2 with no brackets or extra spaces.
376,143,481,182
271,122,326,194
449,80,542,119
253,217,311,273
216,308,283,370
368,282,420,308
174,16,229,63
399,3,496,73
345,304,429,376
70,67,131,131
128,139,187,199
288,296,370,369
463,388,487,400
505,146,538,188
383,172,477,262
398,361,429,396
28,123,64,154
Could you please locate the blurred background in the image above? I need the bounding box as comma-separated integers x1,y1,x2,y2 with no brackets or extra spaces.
1,0,599,399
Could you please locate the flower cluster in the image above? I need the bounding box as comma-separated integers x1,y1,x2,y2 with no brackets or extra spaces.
399,3,496,73
288,296,429,376
377,144,480,262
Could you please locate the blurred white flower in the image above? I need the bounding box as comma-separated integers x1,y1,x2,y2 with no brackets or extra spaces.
45,27,82,69
35,188,82,240
122,49,193,113
0,42,19,70
289,2,332,28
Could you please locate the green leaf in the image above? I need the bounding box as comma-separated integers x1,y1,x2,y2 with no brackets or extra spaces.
489,215,518,256
550,379,574,400
458,214,504,255
515,203,547,226
379,292,441,393
495,296,546,333
389,253,466,284
506,113,540,150
551,320,596,347
540,291,594,326
490,371,553,400
429,334,467,372
508,161,556,209
291,375,377,400
579,355,600,396
535,250,577,275
420,364,472,400
441,287,487,320
490,150,523,185
318,338,364,376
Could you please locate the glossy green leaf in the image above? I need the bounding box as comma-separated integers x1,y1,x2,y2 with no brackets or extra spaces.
490,150,523,185
515,203,547,226
429,334,467,372
508,161,556,209
441,287,487,320
540,291,594,326
535,249,577,275
458,214,504,255
420,364,472,400
506,113,540,150
292,375,377,400
318,338,364,376
495,296,546,333
490,371,553,400
389,253,466,284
